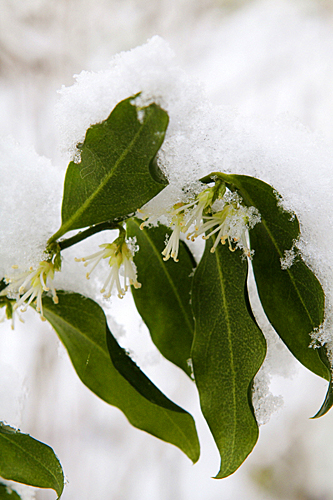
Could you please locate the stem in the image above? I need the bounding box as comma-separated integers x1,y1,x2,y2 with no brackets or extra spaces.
58,221,124,251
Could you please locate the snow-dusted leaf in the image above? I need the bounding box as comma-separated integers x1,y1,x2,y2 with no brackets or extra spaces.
42,292,200,463
50,96,168,241
126,218,195,376
191,238,266,478
214,173,330,385
0,423,64,499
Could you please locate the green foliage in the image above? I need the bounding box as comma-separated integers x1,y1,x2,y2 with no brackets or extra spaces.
214,174,329,373
0,280,7,293
191,237,266,478
2,96,332,491
0,423,64,498
42,292,200,463
0,483,21,500
106,326,185,411
311,349,333,418
50,96,169,242
126,218,195,376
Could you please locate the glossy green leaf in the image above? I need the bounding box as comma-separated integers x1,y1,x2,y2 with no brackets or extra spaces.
126,218,195,376
0,483,21,500
42,292,200,463
191,238,266,478
214,173,329,383
0,423,64,498
106,326,184,411
311,349,333,418
51,96,169,241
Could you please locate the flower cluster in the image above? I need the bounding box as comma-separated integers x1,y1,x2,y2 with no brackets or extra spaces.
140,185,260,262
75,238,141,299
190,203,259,257
0,260,58,323
140,187,216,261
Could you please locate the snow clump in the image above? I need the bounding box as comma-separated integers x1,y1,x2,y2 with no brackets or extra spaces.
0,137,63,276
56,37,333,364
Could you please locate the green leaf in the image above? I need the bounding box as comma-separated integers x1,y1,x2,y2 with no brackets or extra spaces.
126,218,195,376
0,423,64,498
191,238,266,478
215,173,329,383
0,280,6,293
51,96,169,241
42,292,200,463
106,327,184,412
311,349,333,418
0,483,21,500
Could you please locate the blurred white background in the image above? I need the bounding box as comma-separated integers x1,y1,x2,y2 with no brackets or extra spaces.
2,0,333,498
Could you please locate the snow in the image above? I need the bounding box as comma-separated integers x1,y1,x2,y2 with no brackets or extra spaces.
55,31,333,372
0,137,63,275
2,0,333,499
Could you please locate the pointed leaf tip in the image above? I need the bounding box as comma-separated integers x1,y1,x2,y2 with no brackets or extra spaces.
192,238,266,478
0,423,64,498
311,347,333,418
42,292,200,464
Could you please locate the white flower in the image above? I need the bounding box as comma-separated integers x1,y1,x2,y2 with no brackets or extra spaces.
178,187,215,233
0,301,24,330
140,187,216,262
140,202,187,262
161,219,182,262
140,187,214,231
0,261,58,320
75,240,141,299
139,184,259,261
192,204,258,257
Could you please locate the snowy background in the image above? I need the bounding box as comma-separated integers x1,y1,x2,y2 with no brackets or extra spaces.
1,0,333,498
